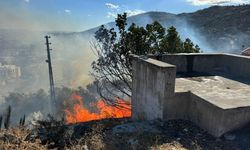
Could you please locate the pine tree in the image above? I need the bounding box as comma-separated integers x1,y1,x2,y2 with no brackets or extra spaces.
164,26,183,53
183,38,194,53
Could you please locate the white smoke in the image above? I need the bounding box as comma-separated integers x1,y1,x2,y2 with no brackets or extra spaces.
27,111,44,126
173,19,213,52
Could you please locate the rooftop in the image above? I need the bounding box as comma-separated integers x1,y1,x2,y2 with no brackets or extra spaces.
131,53,250,137
176,76,250,109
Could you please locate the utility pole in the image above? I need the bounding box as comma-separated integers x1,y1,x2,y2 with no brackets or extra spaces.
45,35,56,115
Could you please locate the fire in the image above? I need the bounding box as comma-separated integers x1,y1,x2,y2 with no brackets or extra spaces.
64,93,131,124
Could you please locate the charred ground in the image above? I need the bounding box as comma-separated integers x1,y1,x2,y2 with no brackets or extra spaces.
0,118,250,150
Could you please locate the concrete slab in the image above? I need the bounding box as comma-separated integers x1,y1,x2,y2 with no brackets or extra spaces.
175,76,250,109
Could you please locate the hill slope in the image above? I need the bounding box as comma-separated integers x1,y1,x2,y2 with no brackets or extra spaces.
57,5,250,53
181,5,250,52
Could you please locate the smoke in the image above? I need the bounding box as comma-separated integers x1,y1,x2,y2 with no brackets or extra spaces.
205,31,250,53
126,13,213,52
0,2,97,91
0,3,98,126
126,12,248,53
27,111,44,126
51,34,96,88
0,6,248,126
0,32,96,126
172,19,213,52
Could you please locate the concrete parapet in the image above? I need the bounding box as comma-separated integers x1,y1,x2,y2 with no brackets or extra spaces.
130,55,176,120
151,53,250,78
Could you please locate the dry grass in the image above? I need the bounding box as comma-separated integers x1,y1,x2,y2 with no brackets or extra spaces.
0,127,47,150
0,119,246,150
0,126,228,150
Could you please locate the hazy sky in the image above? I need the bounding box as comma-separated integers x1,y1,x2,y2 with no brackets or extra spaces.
0,0,249,32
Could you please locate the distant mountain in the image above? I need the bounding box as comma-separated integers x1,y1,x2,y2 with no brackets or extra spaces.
54,5,250,53
59,12,177,36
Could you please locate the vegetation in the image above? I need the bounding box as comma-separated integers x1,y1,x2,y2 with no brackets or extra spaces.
91,13,200,101
0,116,2,129
4,106,11,129
19,115,25,127
0,84,98,127
0,119,244,149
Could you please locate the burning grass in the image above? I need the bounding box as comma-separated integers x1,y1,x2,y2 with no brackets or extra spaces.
0,92,247,149
64,93,131,124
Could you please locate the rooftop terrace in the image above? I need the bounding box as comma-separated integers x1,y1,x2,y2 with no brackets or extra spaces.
176,76,250,109
131,53,250,137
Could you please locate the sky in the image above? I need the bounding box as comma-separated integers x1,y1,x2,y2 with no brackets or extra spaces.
0,0,249,32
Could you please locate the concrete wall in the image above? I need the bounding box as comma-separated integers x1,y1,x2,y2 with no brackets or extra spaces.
164,92,227,137
164,92,250,137
219,107,250,136
150,54,223,73
151,53,250,78
220,54,250,79
131,55,176,120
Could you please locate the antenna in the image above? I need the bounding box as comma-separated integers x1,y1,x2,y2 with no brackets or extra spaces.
45,35,56,115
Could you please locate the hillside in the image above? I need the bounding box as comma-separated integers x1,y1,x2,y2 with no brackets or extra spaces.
57,5,250,53
182,5,250,34
181,5,250,52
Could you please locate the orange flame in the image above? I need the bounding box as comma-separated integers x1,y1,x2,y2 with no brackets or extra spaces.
64,93,131,124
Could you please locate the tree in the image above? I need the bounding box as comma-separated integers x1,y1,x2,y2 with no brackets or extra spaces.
162,26,183,53
92,13,132,104
126,23,149,55
184,38,193,52
92,13,201,103
146,21,166,54
0,116,2,129
183,38,201,53
4,105,11,129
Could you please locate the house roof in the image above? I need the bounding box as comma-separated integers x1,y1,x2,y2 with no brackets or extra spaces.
242,47,250,56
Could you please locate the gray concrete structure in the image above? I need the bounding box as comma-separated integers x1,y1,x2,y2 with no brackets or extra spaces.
131,55,176,120
131,53,250,137
150,53,250,79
